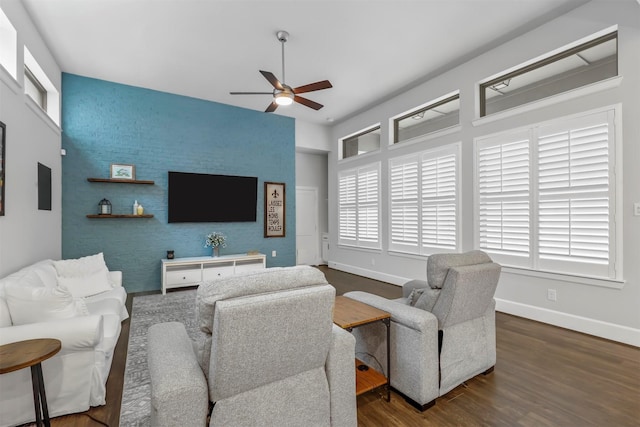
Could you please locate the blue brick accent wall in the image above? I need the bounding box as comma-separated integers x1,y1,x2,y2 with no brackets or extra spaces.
61,73,296,292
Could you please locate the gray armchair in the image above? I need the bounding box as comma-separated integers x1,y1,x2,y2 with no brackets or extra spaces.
344,250,501,411
148,266,357,427
197,266,357,426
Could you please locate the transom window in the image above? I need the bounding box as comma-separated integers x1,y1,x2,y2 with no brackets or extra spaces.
480,31,617,117
475,107,618,280
24,65,47,110
0,7,17,80
393,94,460,144
340,126,380,159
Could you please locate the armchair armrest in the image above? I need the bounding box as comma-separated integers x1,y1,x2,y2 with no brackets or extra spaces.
343,291,437,332
0,315,103,351
108,271,122,287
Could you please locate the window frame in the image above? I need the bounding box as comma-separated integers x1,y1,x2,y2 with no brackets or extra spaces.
479,31,618,118
393,94,461,145
339,125,381,160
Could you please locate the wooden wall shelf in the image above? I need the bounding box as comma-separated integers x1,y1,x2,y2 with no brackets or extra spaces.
86,214,154,219
87,178,155,185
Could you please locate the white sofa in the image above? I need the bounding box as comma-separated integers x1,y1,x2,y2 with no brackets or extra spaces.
0,253,128,427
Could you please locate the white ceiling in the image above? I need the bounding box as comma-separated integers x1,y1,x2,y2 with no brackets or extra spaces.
21,0,591,126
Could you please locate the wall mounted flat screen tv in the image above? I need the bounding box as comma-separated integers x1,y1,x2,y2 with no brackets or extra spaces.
168,171,258,223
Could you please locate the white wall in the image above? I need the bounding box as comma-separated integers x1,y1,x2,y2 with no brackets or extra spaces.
328,0,640,346
295,120,330,261
0,0,62,277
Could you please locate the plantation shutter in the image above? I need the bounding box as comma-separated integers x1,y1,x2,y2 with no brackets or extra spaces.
338,163,380,248
477,132,530,266
357,165,380,247
338,171,357,244
537,110,613,278
421,151,457,251
389,145,459,255
389,155,419,253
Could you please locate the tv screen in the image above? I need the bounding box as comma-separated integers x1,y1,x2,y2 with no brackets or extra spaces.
168,171,258,223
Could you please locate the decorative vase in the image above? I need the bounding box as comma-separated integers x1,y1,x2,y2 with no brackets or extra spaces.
213,246,220,257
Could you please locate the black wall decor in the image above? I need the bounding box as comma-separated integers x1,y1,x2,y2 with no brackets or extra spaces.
38,162,51,211
0,121,5,216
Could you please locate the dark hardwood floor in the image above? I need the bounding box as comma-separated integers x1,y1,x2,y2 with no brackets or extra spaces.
40,266,640,426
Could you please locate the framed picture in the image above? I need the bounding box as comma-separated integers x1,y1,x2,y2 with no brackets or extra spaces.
0,121,5,216
264,182,285,238
110,163,135,180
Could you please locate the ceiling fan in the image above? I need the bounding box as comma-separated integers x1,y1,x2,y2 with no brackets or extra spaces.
230,30,332,113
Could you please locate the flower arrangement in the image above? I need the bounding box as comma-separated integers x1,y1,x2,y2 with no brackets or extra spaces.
205,232,227,248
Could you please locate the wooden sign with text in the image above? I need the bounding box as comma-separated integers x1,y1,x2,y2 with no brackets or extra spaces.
264,182,285,238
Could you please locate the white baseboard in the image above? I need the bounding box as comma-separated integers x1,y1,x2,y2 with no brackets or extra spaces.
327,262,639,347
328,261,404,286
496,298,640,348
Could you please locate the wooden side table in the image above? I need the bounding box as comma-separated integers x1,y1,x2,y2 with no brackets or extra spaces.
0,338,62,427
333,296,391,401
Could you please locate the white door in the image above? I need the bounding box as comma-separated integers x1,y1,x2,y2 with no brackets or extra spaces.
296,187,319,265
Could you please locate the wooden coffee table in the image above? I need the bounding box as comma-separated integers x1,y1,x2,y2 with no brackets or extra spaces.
0,338,62,427
333,296,391,401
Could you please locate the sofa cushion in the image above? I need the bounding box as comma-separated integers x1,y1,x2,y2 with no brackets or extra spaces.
427,250,492,289
0,298,12,327
54,253,113,298
4,285,84,325
53,252,109,277
57,269,113,298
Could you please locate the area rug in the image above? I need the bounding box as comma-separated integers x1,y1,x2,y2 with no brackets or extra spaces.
119,289,200,426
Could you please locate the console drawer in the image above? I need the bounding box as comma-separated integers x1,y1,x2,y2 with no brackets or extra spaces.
166,268,202,286
202,264,235,281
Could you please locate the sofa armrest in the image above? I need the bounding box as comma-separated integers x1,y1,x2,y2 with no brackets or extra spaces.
326,325,357,427
0,315,103,351
108,271,122,287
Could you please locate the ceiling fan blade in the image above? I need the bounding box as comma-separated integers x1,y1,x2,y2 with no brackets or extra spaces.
293,80,333,94
260,70,284,90
230,92,273,95
294,95,323,110
265,101,279,113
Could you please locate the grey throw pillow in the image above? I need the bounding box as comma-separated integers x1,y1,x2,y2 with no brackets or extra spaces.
408,288,426,306
413,288,440,312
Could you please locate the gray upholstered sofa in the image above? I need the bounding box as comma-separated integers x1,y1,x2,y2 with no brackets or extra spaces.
343,250,501,410
148,266,357,427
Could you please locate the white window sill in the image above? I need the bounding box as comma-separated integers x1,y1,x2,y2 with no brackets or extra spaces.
0,65,21,95
501,266,625,290
337,243,382,253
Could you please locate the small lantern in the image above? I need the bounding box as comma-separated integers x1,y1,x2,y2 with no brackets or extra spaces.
98,198,112,215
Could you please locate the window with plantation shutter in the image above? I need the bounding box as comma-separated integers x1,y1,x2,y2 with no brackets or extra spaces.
537,110,614,278
338,163,380,248
477,133,531,267
389,144,459,255
475,107,618,280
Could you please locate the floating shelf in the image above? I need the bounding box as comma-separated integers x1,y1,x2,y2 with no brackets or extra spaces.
87,178,155,185
86,214,154,219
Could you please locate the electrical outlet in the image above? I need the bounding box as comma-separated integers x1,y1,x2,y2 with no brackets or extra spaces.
547,289,557,301
272,250,277,257
634,202,640,216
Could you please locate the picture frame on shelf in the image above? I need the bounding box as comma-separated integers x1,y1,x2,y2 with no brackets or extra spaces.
264,181,285,238
0,120,5,216
110,163,135,180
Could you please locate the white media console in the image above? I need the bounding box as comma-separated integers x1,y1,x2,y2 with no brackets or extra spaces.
161,253,267,295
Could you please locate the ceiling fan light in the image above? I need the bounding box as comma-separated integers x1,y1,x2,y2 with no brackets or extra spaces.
274,91,294,106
